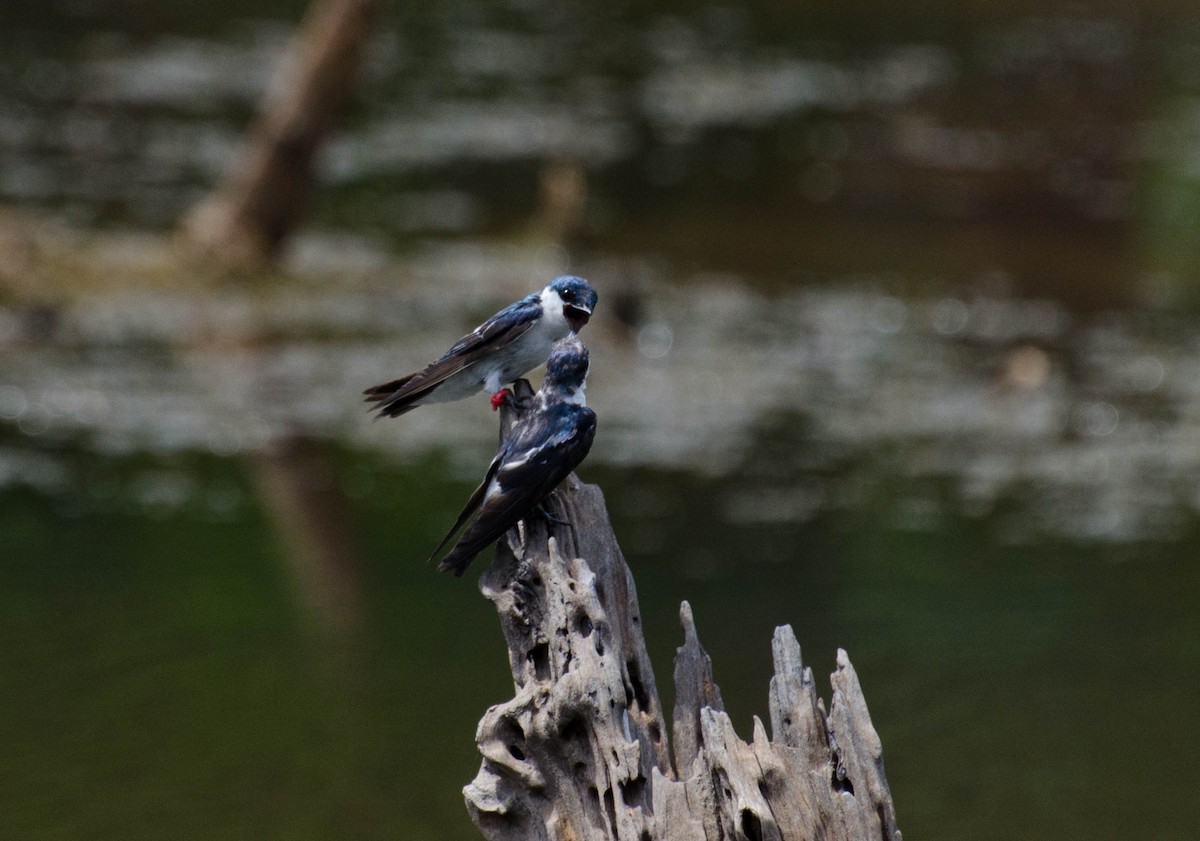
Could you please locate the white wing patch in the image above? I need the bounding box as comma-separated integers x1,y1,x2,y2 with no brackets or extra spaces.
483,476,503,501
500,454,531,472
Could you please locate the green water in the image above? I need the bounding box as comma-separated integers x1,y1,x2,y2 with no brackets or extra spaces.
3,443,1198,839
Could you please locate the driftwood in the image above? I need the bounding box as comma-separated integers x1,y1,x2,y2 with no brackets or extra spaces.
179,0,379,268
168,2,379,632
462,382,901,840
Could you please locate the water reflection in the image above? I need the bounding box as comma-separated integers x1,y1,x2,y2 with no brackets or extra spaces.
250,437,362,631
4,0,1199,299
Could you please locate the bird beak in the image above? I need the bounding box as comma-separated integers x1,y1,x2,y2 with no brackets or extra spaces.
564,304,592,329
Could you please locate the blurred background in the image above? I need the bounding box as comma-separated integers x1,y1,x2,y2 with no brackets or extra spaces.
3,0,1200,838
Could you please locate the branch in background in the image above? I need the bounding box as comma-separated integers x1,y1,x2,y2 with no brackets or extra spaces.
249,436,362,633
178,0,379,270
463,388,901,840
532,157,588,247
169,1,378,636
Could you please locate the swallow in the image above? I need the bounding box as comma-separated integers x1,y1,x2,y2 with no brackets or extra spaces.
364,275,598,417
432,336,597,576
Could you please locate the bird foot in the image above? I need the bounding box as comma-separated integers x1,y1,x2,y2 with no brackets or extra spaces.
536,501,573,528
490,388,513,411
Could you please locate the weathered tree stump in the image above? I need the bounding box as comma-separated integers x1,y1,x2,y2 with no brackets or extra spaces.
462,385,901,840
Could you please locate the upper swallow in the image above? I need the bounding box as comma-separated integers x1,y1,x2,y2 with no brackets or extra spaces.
432,336,597,576
364,275,598,417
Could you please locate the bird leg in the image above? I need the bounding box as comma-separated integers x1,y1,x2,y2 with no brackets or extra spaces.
534,500,573,528
490,388,513,411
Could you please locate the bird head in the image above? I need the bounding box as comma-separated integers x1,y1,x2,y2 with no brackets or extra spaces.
542,335,590,401
548,275,598,333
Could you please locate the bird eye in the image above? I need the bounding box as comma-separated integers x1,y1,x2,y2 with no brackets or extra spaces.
562,289,575,301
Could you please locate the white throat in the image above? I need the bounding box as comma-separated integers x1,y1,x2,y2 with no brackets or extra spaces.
562,384,586,406
539,286,570,334
539,382,587,408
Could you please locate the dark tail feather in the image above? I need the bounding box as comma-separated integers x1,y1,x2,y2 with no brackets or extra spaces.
436,553,474,577
436,534,492,577
363,373,428,418
429,468,498,564
428,504,477,564
370,399,418,419
363,372,418,401
436,516,518,576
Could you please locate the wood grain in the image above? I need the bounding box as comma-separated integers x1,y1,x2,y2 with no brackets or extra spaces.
460,386,902,840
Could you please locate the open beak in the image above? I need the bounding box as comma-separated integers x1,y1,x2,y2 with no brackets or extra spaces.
564,304,592,330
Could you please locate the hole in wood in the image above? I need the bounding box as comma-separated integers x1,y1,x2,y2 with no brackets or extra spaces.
529,642,550,681
740,808,765,841
495,715,528,766
626,659,650,711
476,810,521,832
560,713,590,760
574,611,594,638
758,778,772,802
619,775,646,807
830,754,855,795
603,787,617,832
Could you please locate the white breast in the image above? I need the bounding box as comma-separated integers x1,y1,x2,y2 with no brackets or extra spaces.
474,287,575,394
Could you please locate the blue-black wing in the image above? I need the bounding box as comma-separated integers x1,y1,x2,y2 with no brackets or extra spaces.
364,294,542,417
435,404,597,576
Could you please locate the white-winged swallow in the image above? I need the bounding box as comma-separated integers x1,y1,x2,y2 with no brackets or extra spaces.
364,275,598,417
432,336,597,576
